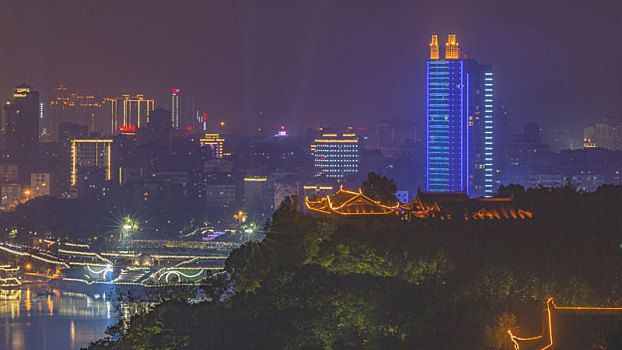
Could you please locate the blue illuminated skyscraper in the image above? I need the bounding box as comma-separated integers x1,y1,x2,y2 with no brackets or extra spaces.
426,34,494,197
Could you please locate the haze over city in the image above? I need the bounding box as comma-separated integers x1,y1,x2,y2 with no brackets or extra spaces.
2,0,622,133
1,1,622,349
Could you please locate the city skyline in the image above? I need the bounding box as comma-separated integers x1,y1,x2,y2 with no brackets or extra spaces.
1,0,622,135
2,3,622,350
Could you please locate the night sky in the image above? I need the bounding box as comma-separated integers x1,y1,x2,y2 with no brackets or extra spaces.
1,0,621,134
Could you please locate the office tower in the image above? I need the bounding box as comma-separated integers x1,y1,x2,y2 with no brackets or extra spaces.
70,139,112,186
3,84,40,183
142,107,172,142
594,119,622,150
199,134,225,158
171,89,180,130
312,132,359,180
426,34,494,197
136,108,172,172
186,92,199,131
507,123,548,171
110,94,154,134
243,177,271,212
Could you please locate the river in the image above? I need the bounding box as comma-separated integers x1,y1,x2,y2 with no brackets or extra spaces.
0,285,115,350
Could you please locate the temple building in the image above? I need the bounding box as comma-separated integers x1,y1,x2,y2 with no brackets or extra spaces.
305,187,400,215
508,298,622,350
401,190,533,221
306,188,532,220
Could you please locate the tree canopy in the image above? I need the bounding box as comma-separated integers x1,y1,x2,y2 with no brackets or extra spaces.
89,184,622,350
361,172,398,205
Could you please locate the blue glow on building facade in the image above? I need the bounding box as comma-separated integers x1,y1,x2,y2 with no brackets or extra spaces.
426,34,494,197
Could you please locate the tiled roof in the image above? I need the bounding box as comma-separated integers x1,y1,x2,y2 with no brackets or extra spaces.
401,191,532,220
305,187,399,215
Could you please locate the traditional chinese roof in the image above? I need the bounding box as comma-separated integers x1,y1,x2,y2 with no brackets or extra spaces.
305,187,399,215
401,191,532,220
509,298,622,350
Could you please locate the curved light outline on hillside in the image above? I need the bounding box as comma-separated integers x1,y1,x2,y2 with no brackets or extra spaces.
87,264,113,279
158,269,204,283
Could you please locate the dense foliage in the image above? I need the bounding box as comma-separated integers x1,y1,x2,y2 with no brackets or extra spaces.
89,184,622,349
360,172,398,205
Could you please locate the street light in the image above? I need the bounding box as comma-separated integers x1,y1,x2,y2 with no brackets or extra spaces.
23,190,31,201
121,216,138,241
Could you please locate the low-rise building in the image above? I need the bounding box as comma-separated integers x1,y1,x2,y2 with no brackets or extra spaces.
30,173,51,198
0,183,22,209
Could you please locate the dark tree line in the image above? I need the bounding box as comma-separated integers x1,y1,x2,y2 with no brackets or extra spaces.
88,182,622,349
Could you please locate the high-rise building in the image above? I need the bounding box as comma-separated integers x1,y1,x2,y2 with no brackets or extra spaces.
199,134,225,159
136,108,172,173
110,94,154,134
312,132,359,180
506,123,548,172
426,34,495,197
594,119,622,151
171,89,180,130
3,84,40,183
243,176,270,212
70,139,112,186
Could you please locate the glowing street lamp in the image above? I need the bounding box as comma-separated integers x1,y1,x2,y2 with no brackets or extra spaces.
121,216,138,240
239,222,262,242
23,190,31,201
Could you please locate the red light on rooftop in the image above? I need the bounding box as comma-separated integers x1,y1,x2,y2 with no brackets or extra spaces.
281,125,285,130
173,89,179,94
188,126,192,131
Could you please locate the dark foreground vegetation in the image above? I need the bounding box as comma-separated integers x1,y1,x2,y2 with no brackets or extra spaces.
88,184,622,349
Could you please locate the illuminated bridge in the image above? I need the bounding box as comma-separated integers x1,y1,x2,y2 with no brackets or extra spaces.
0,239,239,287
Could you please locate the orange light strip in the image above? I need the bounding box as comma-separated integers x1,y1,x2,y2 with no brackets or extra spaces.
542,298,554,350
429,34,439,60
507,298,552,350
306,188,399,215
507,297,622,350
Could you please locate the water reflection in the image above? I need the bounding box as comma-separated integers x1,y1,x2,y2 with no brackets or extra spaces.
0,286,114,350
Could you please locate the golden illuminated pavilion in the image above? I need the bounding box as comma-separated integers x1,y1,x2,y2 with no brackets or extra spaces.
400,191,532,220
305,187,399,216
508,298,622,350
